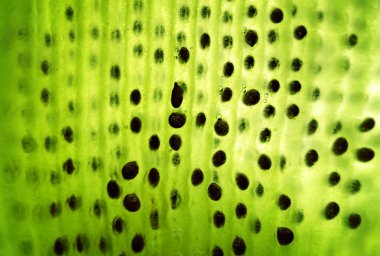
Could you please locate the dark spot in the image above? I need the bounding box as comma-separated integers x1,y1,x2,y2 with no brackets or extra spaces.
289,80,301,94
63,158,75,174
212,246,224,256
223,62,234,77
171,82,184,108
130,117,142,133
62,126,74,143
111,29,121,41
171,153,181,166
169,134,182,151
93,200,104,218
168,112,186,128
123,193,141,212
236,173,249,190
134,0,143,11
247,5,257,18
268,29,277,43
277,227,294,245
256,183,264,197
253,218,261,233
232,236,246,255
328,172,340,186
108,123,120,135
69,30,75,42
41,60,49,75
214,118,229,136
91,27,100,40
66,195,81,211
212,150,226,167
170,189,181,209
130,89,141,105
312,88,320,101
44,33,52,47
40,88,50,105
178,47,190,63
122,161,139,180
177,32,186,43
65,6,74,21
179,5,190,20
76,234,88,252
291,58,303,71
148,168,160,187
259,128,271,143
50,171,61,186
222,11,233,23
258,154,271,170
307,119,318,135
347,34,358,48
235,203,247,219
54,237,69,255
245,30,258,47
223,35,233,48
208,182,222,201
287,104,300,118
349,180,361,194
294,25,307,40
324,202,340,220
150,209,159,230
239,119,249,132
221,87,232,102
107,180,120,199
91,157,102,171
21,135,37,153
201,6,211,19
270,8,284,23
155,25,165,37
292,5,298,16
131,234,144,253
196,112,206,127
112,216,124,234
263,105,276,118
110,65,120,80
110,93,120,107
278,194,291,210
280,156,286,170
356,148,374,162
191,169,204,186
268,58,280,70
213,211,225,228
243,89,260,106
332,137,348,156
348,213,361,229
98,237,108,253
333,122,342,134
149,135,160,150
154,48,164,63
305,149,319,167
359,118,375,132
133,20,142,34
133,44,143,57
50,202,61,217
244,55,254,69
269,79,280,92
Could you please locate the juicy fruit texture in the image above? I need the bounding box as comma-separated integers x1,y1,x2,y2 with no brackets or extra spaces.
0,0,380,255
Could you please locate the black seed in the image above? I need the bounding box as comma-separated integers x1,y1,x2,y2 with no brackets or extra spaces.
347,34,358,48
350,180,361,194
62,126,74,143
200,6,211,19
328,172,340,186
268,58,280,70
214,118,229,136
178,47,190,63
253,218,261,233
213,211,225,228
243,89,260,106
278,194,291,210
149,135,160,150
324,202,340,220
76,234,88,252
150,209,159,230
277,227,294,245
263,105,276,118
130,117,142,133
40,88,50,104
112,216,124,234
110,65,120,80
223,62,234,77
244,55,254,69
359,118,375,132
98,237,107,253
123,193,141,212
65,6,74,20
270,8,283,23
200,33,210,49
130,89,141,105
291,58,303,71
294,25,307,40
305,149,319,167
356,148,374,162
170,189,181,209
258,154,271,170
332,137,348,156
223,35,233,48
235,203,247,219
212,150,226,167
289,80,301,94
171,82,184,108
54,237,68,255
41,60,49,75
212,246,224,256
131,234,144,253
67,195,81,211
247,5,257,18
208,182,222,201
268,29,277,43
148,168,160,187
259,128,271,143
169,134,182,151
256,183,264,197
63,158,75,174
196,112,206,127
269,79,280,92
287,104,300,119
154,48,164,63
307,119,318,135
348,213,361,229
168,112,186,128
232,236,246,255
191,169,204,186
245,30,258,47
221,87,232,102
236,173,249,190
107,180,120,199
50,202,61,217
121,161,139,180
